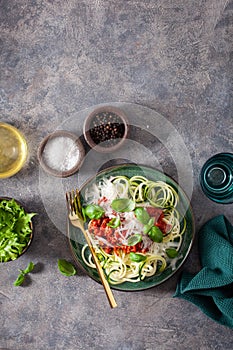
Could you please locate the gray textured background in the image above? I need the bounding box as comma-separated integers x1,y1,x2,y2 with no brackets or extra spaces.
0,1,233,349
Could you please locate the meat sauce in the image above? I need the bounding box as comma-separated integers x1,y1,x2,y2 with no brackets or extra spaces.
88,206,172,255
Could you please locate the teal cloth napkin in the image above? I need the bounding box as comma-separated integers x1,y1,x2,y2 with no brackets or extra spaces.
174,215,233,328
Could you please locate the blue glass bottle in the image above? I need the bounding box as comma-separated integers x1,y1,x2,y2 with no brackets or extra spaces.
200,153,233,204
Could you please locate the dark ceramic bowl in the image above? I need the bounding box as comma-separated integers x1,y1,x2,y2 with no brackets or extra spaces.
0,197,34,263
83,106,129,153
68,164,195,291
37,130,85,178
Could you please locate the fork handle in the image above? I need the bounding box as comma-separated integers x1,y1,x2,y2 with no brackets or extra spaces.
79,225,117,308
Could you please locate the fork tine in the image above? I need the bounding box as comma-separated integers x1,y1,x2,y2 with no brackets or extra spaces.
66,190,75,214
71,190,76,213
66,190,83,219
75,189,84,219
72,191,79,214
75,189,81,211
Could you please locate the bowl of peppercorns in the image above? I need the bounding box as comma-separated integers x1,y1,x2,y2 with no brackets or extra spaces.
83,106,129,153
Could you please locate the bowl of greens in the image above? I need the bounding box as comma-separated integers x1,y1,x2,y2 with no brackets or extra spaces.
0,197,36,263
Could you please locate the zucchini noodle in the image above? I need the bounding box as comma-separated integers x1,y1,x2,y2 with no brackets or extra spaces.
81,174,187,285
81,245,167,284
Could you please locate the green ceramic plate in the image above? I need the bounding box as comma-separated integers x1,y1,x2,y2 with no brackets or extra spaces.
68,164,195,291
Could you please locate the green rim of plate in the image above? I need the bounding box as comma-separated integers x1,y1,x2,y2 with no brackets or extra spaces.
68,164,195,291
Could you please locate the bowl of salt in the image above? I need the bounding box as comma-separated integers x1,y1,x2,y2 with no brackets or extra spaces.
37,131,85,177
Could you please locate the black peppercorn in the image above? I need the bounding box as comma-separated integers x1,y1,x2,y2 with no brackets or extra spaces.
89,112,125,147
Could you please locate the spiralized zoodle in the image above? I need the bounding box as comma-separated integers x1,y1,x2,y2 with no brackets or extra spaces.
81,175,186,285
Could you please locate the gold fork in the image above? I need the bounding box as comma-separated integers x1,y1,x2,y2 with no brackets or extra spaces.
66,190,117,309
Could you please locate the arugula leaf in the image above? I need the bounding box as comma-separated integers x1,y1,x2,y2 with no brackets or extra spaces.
0,199,36,262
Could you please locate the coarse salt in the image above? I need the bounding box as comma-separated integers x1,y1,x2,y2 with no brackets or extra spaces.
42,136,80,172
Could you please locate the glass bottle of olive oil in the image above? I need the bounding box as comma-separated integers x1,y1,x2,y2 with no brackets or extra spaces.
0,122,28,178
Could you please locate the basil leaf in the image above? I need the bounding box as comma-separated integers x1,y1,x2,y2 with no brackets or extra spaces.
143,218,154,234
127,234,142,246
129,252,147,262
111,198,135,212
58,259,77,276
84,204,105,220
107,216,121,228
134,207,150,224
166,248,178,258
23,261,34,274
14,273,25,286
148,226,163,243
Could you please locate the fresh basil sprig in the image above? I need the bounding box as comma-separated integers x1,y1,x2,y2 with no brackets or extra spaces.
84,204,105,220
13,261,35,286
111,198,135,212
58,259,77,276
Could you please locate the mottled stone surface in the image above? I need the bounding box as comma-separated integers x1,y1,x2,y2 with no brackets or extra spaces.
0,1,233,349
